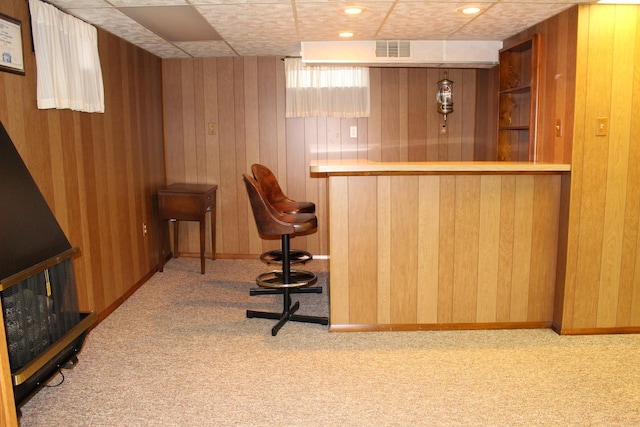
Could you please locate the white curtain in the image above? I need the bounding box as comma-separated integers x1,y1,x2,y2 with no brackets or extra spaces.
29,0,104,113
285,58,370,118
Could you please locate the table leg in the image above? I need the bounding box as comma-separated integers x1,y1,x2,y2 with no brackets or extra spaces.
210,206,216,260
199,215,206,274
173,220,180,258
160,219,167,272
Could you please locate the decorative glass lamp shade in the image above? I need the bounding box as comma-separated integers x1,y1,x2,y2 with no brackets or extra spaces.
436,73,454,120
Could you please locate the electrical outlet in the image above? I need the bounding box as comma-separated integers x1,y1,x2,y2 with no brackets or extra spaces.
208,122,217,135
440,122,447,134
142,223,148,236
350,126,357,138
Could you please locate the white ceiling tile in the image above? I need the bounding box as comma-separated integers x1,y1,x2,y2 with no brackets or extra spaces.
108,0,188,6
195,3,299,56
46,0,590,58
457,3,576,40
378,3,474,40
295,1,394,40
173,41,237,57
43,0,110,8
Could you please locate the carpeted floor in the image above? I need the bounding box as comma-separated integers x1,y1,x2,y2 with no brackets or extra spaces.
17,257,640,426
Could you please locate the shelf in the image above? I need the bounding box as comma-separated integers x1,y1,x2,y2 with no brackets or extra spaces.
499,126,530,131
497,34,539,162
499,85,531,95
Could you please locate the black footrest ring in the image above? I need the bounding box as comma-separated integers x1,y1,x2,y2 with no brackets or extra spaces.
260,249,312,265
256,269,317,289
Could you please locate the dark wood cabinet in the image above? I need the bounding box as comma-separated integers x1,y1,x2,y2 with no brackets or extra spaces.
158,183,217,274
497,35,540,161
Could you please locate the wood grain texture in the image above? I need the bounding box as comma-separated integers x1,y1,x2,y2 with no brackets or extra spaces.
328,176,349,324
555,5,640,332
0,0,165,419
162,61,493,259
326,173,562,328
0,1,164,314
503,8,578,164
348,176,378,323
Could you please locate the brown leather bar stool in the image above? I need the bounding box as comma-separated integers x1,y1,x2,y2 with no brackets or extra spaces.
242,174,328,336
251,164,315,214
251,163,314,265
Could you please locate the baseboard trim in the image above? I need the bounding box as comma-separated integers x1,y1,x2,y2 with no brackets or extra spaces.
552,324,640,335
329,321,553,333
95,268,156,327
172,252,330,260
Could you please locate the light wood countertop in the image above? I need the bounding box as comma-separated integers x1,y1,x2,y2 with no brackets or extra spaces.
310,159,571,174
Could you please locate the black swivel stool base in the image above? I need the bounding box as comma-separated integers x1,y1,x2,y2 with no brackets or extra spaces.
246,268,329,336
243,173,328,336
246,236,328,336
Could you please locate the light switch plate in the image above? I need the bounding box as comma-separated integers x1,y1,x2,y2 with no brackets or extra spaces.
595,117,608,136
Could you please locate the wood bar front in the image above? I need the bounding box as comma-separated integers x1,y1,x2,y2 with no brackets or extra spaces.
311,160,571,332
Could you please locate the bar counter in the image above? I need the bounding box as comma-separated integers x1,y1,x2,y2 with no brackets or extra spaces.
310,160,571,332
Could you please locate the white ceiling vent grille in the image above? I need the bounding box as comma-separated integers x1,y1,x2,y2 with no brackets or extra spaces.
300,41,502,67
376,41,411,58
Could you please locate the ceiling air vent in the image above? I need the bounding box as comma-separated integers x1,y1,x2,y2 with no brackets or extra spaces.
376,40,411,58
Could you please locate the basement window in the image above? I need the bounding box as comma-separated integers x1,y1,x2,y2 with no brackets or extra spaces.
29,0,105,113
285,58,370,118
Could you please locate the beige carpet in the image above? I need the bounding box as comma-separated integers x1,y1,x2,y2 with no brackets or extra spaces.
18,257,640,426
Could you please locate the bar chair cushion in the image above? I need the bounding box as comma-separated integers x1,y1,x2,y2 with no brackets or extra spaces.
243,174,316,236
251,163,315,214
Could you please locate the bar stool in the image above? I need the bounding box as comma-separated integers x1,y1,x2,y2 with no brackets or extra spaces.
251,164,315,214
251,163,314,265
242,174,328,336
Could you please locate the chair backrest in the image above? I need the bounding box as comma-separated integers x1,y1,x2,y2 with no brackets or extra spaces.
251,164,290,204
243,174,297,236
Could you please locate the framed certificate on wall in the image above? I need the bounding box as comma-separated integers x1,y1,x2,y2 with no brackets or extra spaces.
0,13,25,75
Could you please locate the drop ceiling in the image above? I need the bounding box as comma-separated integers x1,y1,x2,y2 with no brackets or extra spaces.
43,0,593,59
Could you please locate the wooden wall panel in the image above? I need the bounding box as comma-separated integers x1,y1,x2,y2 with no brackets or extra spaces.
1,1,164,313
329,177,350,324
348,176,378,323
452,176,480,323
162,60,493,258
437,176,456,323
475,68,499,161
389,176,419,323
327,174,563,328
477,176,501,322
1,0,165,419
376,176,392,324
503,7,578,164
556,5,640,332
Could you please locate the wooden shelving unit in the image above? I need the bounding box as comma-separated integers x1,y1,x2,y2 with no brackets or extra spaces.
497,35,540,161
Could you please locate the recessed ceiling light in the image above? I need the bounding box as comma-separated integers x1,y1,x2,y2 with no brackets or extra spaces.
344,7,363,15
339,32,354,38
456,5,485,15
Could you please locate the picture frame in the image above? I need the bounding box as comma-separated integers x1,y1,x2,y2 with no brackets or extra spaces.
0,13,25,75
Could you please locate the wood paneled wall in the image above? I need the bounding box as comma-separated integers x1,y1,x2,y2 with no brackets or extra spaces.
503,5,640,333
0,4,165,315
503,7,578,164
556,5,640,332
0,0,165,418
328,173,562,328
162,58,495,257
